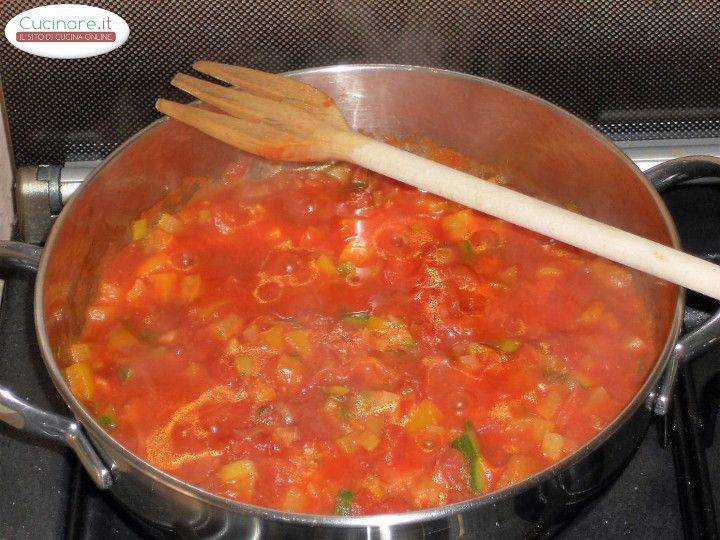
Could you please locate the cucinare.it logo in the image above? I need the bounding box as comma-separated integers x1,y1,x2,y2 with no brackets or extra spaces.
4,4,129,59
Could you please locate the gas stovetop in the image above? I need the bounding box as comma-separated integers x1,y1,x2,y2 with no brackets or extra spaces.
1,140,719,539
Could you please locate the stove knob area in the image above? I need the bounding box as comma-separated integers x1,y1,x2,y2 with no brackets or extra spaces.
15,161,99,244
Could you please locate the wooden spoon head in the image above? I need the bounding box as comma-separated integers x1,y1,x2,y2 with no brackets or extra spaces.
192,61,350,131
157,63,357,163
155,98,354,163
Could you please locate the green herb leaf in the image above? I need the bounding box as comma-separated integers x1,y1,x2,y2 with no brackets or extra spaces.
393,340,419,355
339,408,350,420
119,366,133,383
497,339,520,354
341,311,370,326
469,455,486,493
450,421,485,493
336,261,356,276
256,404,270,415
451,421,480,461
573,372,591,390
459,239,474,261
98,413,116,430
335,489,354,515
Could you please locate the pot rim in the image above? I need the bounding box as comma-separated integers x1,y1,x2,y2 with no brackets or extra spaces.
34,63,684,528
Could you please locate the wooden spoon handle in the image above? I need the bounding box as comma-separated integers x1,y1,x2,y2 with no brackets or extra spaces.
336,132,720,300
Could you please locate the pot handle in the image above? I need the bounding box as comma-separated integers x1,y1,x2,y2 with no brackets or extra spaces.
0,241,113,489
645,156,720,416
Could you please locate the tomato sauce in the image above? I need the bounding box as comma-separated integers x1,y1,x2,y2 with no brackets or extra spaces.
63,143,657,515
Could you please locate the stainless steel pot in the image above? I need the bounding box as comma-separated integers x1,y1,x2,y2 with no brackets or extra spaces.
1,65,720,538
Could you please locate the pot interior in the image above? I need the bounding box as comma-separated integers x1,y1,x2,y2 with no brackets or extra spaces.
40,64,679,501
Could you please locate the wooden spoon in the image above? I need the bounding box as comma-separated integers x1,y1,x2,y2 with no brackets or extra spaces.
156,61,720,301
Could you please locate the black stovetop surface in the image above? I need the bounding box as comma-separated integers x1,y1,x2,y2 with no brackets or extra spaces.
0,184,718,539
